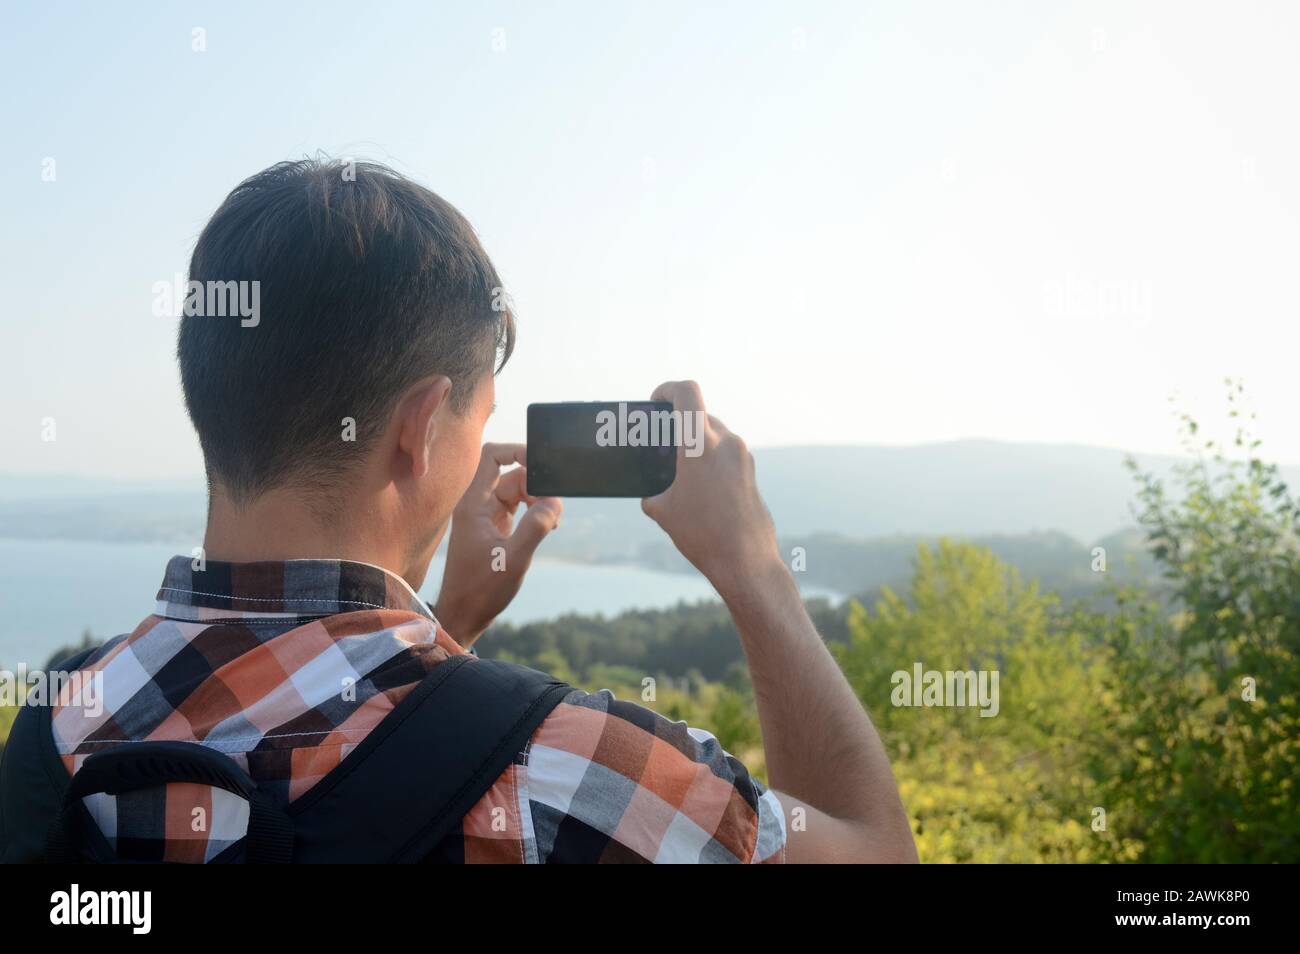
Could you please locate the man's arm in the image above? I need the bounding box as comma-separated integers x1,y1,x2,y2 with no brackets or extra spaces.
720,560,917,862
642,380,917,863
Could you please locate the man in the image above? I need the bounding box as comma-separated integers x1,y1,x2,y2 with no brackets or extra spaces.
0,159,915,864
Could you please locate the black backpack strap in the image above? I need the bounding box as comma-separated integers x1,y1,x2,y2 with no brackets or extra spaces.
46,741,295,864
1,646,99,864
17,651,569,864
25,644,293,865
288,655,571,862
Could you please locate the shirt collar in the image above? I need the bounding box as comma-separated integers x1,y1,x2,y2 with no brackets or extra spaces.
155,555,437,622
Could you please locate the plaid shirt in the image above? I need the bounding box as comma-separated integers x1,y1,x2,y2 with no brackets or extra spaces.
51,556,786,863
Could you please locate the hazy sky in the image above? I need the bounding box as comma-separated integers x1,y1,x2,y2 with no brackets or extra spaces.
4,0,1298,478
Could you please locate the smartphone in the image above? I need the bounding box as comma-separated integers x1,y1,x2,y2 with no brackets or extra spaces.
527,401,678,497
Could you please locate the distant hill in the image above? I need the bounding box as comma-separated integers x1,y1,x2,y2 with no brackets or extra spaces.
539,440,1300,564
633,525,1155,598
2,440,1293,563
477,526,1165,683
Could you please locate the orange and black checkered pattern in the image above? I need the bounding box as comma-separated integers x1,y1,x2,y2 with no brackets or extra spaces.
51,556,786,863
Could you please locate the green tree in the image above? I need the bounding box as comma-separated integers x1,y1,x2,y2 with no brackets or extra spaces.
1092,386,1299,862
834,540,1107,862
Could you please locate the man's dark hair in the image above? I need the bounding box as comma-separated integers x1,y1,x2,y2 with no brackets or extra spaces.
178,157,514,503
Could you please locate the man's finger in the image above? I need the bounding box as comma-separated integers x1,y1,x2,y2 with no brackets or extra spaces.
650,380,705,414
493,466,534,511
472,442,527,488
507,498,563,563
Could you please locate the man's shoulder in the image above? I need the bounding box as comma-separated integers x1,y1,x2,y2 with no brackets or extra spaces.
537,687,757,789
519,688,787,863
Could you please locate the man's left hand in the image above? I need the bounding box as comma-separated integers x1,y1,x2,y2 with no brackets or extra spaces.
433,443,562,648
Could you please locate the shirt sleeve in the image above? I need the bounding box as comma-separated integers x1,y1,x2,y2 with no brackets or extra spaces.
521,688,787,864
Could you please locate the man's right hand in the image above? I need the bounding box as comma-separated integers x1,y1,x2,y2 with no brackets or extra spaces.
640,380,783,598
640,379,918,863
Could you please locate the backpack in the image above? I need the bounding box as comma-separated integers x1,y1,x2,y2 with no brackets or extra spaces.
0,648,571,863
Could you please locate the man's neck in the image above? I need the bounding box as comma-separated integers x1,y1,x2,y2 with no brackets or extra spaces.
202,485,431,589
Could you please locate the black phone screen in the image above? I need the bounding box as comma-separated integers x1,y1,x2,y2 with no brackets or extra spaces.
526,401,678,498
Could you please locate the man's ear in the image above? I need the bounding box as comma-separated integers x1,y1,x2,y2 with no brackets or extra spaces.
393,375,454,479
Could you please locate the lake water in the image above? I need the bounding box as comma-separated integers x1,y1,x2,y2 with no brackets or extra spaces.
0,539,840,667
